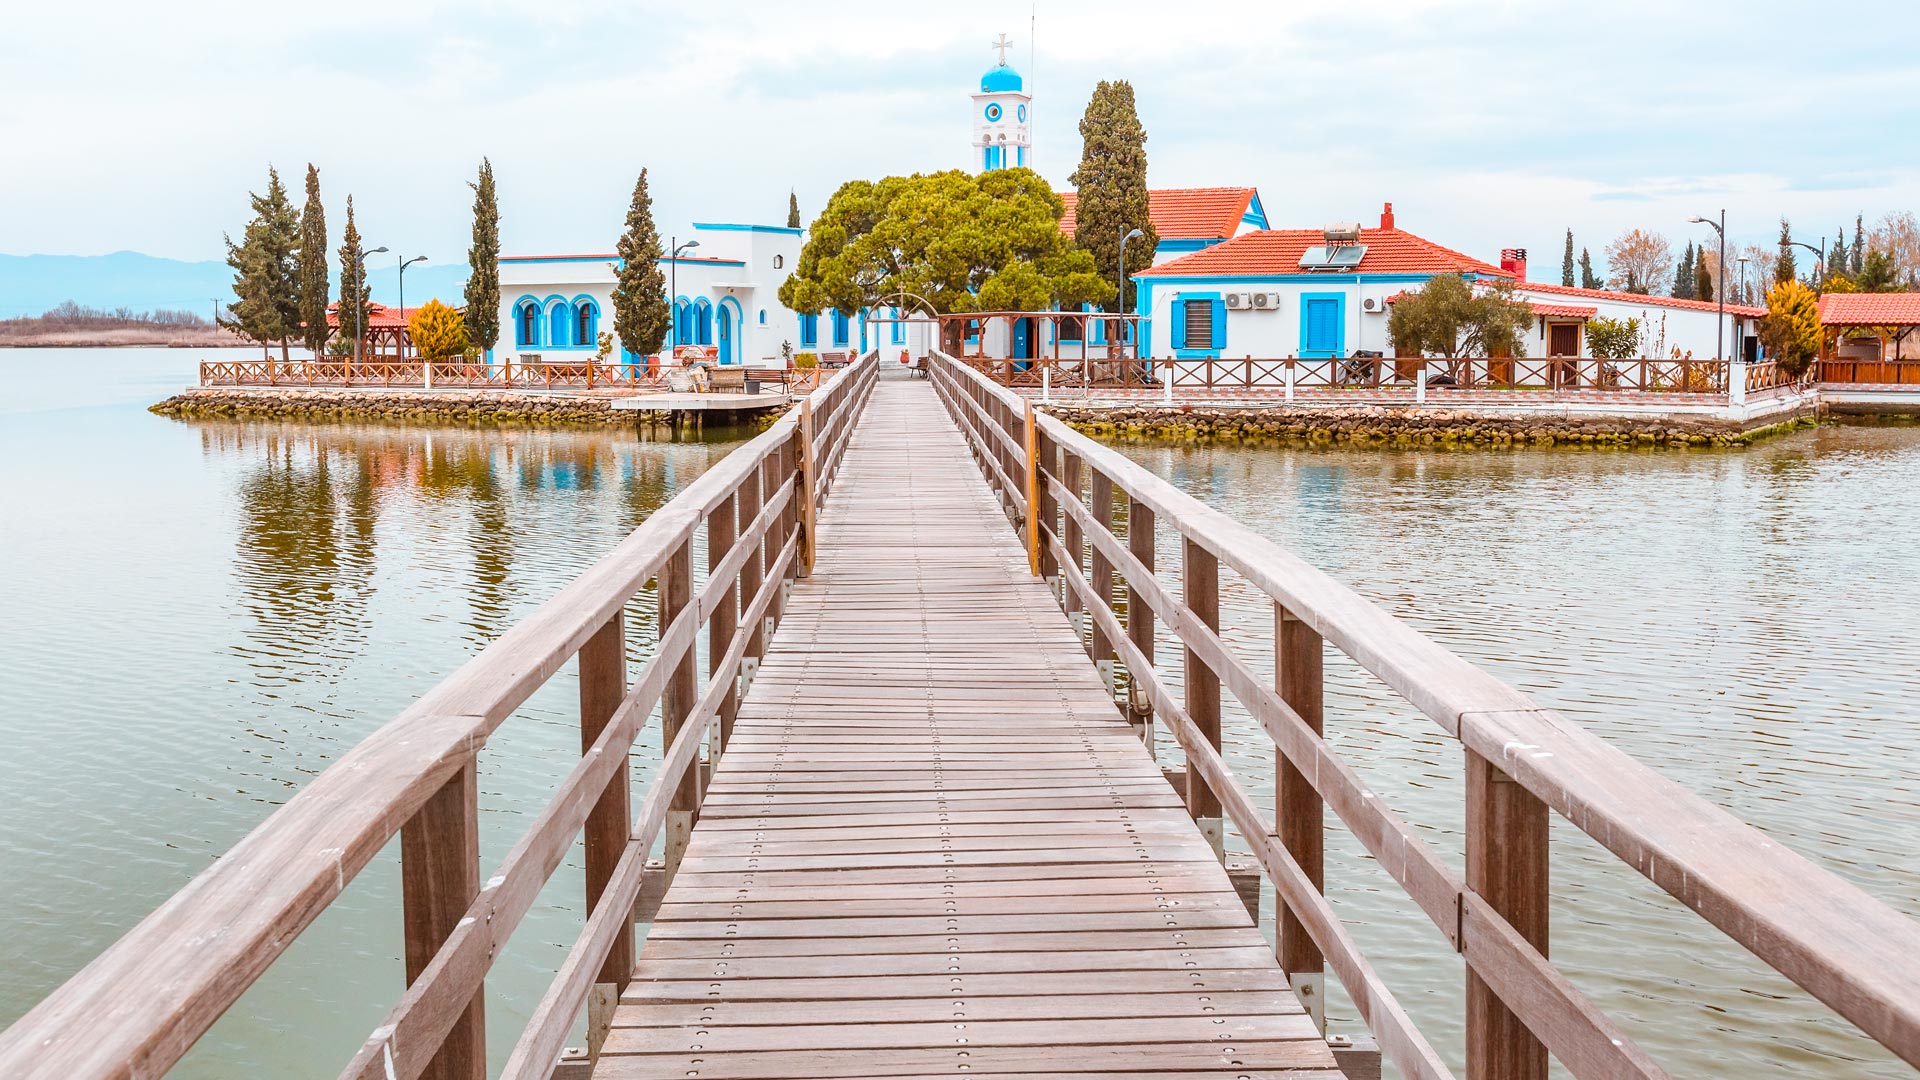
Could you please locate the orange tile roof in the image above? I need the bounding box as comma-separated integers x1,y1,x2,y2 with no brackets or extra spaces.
1530,303,1598,319
1818,292,1920,325
1057,187,1257,241
1144,227,1506,278
1517,281,1766,318
325,302,459,329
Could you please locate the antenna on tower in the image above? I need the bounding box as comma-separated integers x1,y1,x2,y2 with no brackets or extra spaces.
1029,5,1036,175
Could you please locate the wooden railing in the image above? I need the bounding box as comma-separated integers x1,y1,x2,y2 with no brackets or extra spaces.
0,351,881,1080
1816,358,1920,385
198,359,835,394
959,355,1736,394
928,348,1920,1080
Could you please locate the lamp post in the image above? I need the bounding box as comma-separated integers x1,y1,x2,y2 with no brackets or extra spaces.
1688,211,1726,361
670,237,700,351
353,245,389,364
398,255,427,357
1785,239,1826,292
1118,227,1144,360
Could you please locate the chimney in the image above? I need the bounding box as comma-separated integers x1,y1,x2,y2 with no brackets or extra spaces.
1379,202,1395,230
1500,247,1528,281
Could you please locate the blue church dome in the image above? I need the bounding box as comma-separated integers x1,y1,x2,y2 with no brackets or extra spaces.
980,64,1023,93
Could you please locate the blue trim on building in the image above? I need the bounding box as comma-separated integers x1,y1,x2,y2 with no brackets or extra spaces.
693,297,714,346
1298,292,1346,358
691,222,805,235
798,312,819,348
718,296,743,364
571,294,601,348
1136,271,1481,286
672,296,693,349
831,310,850,348
513,295,542,347
1171,291,1224,358
1242,193,1269,230
498,254,747,267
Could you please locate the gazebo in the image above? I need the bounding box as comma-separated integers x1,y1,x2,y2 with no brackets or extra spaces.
1818,293,1920,383
325,302,438,359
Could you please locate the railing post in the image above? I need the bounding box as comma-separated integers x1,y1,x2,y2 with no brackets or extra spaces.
738,460,766,701
1284,359,1295,404
707,495,740,752
1126,497,1155,750
578,611,630,1061
1037,429,1060,586
1089,470,1116,692
1466,750,1550,1080
798,400,817,577
1182,537,1222,860
1023,401,1041,576
1275,603,1327,1033
399,759,485,1080
1059,450,1083,630
1416,361,1428,405
660,538,698,880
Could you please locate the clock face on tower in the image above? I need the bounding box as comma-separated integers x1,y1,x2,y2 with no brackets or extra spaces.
984,102,1003,122
1017,103,1027,122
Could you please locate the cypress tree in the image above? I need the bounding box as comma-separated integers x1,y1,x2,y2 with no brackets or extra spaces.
612,168,670,358
1776,218,1796,285
336,195,372,356
787,190,802,230
1829,228,1848,281
1672,241,1695,298
1852,214,1865,276
1579,248,1599,289
221,167,301,359
1068,79,1156,314
464,158,500,353
297,164,329,356
1561,229,1575,287
1695,247,1713,302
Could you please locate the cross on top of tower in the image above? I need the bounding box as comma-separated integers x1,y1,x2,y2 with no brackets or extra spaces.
991,33,1013,66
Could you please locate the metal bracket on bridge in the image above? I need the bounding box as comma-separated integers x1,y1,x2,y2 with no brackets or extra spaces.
740,655,760,696
1290,972,1327,1035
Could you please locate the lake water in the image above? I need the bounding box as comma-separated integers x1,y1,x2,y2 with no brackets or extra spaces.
2,348,1917,1079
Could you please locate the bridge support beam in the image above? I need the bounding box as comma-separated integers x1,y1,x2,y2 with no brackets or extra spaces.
661,538,698,880
708,493,740,754
1183,537,1223,860
1126,497,1156,753
1088,470,1117,697
1466,751,1550,1080
578,610,632,1063
399,759,486,1080
1276,602,1327,1033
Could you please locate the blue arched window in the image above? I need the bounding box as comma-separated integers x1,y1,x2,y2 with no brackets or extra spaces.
516,299,541,347
548,301,571,347
694,298,713,346
673,299,692,347
891,306,905,344
831,310,850,348
573,298,599,348
799,313,819,348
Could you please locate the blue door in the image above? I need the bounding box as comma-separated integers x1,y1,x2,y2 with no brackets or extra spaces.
717,304,735,364
1301,296,1343,357
1012,317,1032,364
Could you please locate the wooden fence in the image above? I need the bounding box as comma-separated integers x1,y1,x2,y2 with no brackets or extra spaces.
1817,358,1920,385
928,347,1920,1080
958,355,1737,395
0,352,881,1080
197,359,836,394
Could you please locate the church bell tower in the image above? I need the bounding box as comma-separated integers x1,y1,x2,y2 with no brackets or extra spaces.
971,33,1031,172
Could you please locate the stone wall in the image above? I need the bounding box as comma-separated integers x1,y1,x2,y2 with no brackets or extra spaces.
151,388,629,425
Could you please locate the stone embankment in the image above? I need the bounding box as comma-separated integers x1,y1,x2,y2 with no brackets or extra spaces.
1043,403,1817,447
151,388,628,425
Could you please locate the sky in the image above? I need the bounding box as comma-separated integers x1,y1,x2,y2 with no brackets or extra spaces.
4,0,1917,285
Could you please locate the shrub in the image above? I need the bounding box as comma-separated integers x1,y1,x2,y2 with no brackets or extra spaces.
793,351,819,369
1584,316,1641,361
407,299,469,361
1759,280,1822,378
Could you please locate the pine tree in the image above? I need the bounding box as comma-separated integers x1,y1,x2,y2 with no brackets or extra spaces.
1776,218,1796,285
336,195,373,358
1672,241,1695,298
464,158,500,353
220,167,301,360
1851,214,1865,276
1561,229,1575,287
1578,248,1599,289
1068,79,1156,314
787,190,802,230
297,164,330,356
1830,227,1848,280
1695,247,1713,302
612,169,670,358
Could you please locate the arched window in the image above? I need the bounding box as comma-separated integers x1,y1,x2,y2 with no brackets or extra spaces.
758,309,767,325
575,300,598,347
548,302,571,347
773,254,785,269
695,298,713,346
673,300,692,347
517,300,541,347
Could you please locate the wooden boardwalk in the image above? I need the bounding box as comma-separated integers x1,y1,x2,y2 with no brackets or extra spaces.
595,381,1336,1078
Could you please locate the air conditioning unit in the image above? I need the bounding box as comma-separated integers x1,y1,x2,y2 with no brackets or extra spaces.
1250,291,1280,311
1361,296,1386,313
1224,292,1253,310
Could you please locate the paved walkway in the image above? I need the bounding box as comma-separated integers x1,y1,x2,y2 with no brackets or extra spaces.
593,381,1334,1079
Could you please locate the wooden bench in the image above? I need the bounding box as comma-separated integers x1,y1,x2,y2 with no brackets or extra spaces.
709,366,746,394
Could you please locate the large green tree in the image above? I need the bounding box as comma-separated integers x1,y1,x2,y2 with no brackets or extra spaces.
1695,246,1713,302
1067,79,1156,315
1561,229,1575,287
1776,218,1797,285
336,195,373,355
1760,279,1820,377
779,168,1112,322
612,168,670,357
296,164,329,355
1672,240,1695,298
1851,214,1865,276
464,158,500,352
1579,247,1600,289
1387,274,1534,358
221,166,301,359
787,189,802,230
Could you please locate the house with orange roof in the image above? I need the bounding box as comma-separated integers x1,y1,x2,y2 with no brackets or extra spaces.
1134,202,1767,362
1057,187,1270,265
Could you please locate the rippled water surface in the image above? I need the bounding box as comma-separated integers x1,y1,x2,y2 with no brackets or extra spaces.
3,350,1918,1079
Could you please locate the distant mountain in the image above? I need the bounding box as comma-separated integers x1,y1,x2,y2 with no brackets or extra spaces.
0,251,471,319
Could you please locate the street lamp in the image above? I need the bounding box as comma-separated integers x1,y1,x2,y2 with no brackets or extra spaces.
353,245,388,364
1785,238,1826,292
398,255,427,357
1118,227,1144,360
1688,212,1726,361
670,237,700,351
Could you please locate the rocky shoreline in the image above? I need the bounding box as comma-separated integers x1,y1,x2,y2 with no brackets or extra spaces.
1041,403,1821,448
151,387,632,425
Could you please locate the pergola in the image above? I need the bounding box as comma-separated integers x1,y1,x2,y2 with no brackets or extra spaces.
323,302,427,359
1819,292,1920,362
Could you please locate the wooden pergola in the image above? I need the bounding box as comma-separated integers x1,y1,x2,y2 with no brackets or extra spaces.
324,302,429,359
1819,292,1920,361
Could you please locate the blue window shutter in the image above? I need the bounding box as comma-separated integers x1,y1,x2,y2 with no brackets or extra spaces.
1171,301,1188,349
1210,299,1226,351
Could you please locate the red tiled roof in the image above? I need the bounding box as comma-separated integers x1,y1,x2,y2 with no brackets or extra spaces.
1515,281,1766,318
1145,227,1506,278
1818,292,1920,326
1057,187,1257,241
325,302,428,329
1531,303,1598,319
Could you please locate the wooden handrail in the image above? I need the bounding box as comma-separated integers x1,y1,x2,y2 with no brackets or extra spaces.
927,347,1920,1077
0,352,879,1080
